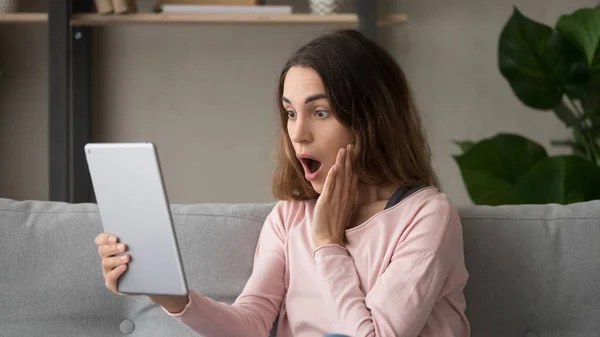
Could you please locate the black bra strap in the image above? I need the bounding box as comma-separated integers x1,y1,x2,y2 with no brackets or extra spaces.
384,185,426,210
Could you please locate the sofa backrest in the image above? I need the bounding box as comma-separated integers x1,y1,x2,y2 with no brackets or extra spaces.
1,198,599,337
460,200,600,337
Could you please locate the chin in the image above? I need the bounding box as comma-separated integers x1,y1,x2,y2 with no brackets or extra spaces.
310,182,323,195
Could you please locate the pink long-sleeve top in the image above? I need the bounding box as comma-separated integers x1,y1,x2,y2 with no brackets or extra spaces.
165,186,470,337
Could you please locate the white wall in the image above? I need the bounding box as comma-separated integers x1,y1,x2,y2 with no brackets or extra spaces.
1,0,595,205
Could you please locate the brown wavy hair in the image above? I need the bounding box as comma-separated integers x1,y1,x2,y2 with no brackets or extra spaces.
272,29,439,201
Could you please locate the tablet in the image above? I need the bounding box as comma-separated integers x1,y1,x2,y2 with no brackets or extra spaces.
85,142,189,296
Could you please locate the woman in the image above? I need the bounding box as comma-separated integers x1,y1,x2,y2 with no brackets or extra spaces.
95,29,470,337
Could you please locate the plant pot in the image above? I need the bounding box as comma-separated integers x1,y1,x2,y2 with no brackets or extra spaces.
0,0,18,13
309,0,344,15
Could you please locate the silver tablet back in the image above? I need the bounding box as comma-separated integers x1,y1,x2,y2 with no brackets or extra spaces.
85,142,188,296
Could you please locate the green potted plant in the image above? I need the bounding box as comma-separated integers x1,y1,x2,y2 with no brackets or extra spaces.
454,5,600,205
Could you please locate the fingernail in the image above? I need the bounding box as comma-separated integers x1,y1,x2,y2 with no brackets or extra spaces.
118,244,124,250
109,236,116,243
121,255,128,261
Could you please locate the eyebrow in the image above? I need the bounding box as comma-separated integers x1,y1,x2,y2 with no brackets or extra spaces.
281,94,328,105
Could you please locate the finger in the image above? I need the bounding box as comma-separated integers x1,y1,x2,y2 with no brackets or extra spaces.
345,144,352,179
105,264,128,295
321,164,337,199
102,254,130,275
332,148,346,201
98,242,127,258
95,233,118,246
335,147,346,171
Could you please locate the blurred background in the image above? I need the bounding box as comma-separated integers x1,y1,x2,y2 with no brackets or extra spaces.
0,0,597,206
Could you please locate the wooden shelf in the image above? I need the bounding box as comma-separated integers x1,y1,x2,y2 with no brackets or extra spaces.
0,13,48,23
0,12,407,26
70,13,407,26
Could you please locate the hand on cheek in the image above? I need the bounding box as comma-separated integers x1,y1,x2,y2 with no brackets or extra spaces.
312,144,358,248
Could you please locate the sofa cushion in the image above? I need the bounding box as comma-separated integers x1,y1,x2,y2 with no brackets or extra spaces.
460,200,600,337
0,198,274,337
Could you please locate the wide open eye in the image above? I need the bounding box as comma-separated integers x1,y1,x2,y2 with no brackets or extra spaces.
315,110,329,118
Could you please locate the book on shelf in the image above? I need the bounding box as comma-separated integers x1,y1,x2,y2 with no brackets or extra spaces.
112,0,137,14
94,0,113,14
159,5,293,15
94,0,137,14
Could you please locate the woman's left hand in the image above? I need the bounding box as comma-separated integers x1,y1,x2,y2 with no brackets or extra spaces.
312,144,359,248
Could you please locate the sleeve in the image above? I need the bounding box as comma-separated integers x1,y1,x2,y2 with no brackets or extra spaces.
312,198,462,337
162,202,289,337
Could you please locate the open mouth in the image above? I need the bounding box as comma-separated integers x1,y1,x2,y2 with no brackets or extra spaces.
300,158,322,174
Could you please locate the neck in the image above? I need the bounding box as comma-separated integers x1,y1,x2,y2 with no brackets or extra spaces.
354,183,398,208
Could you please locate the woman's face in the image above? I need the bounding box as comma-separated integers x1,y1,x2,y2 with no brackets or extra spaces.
283,66,353,194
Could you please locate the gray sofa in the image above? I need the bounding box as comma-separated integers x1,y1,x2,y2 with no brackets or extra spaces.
1,197,599,337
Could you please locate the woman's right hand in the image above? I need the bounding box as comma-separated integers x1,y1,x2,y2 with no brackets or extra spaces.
95,233,130,295
94,233,189,313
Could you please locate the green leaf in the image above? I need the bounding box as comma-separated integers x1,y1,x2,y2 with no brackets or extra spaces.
498,7,573,109
572,129,592,159
561,40,592,99
558,7,600,88
557,7,600,69
581,89,600,113
511,155,600,204
552,101,581,128
453,133,548,205
453,140,476,153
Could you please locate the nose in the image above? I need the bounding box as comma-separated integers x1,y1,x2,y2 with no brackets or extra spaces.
289,114,312,144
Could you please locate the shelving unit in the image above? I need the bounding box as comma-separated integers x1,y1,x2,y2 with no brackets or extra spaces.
1,0,405,203
0,13,48,23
